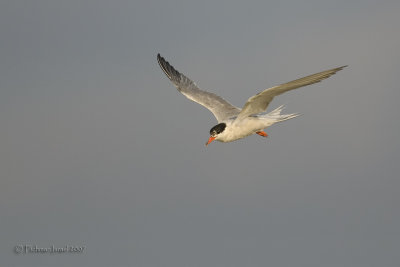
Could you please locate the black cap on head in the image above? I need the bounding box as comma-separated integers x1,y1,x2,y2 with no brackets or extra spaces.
209,123,226,136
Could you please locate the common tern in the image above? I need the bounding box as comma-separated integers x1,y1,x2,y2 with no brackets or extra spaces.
157,54,346,146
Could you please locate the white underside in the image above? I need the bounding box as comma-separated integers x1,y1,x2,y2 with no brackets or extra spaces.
215,105,299,142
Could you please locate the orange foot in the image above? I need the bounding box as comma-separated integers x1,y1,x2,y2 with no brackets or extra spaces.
256,131,268,137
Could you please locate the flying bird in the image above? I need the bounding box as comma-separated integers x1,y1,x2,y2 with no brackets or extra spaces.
157,54,346,146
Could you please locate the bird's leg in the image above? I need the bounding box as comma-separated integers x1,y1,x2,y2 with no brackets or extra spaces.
256,131,268,137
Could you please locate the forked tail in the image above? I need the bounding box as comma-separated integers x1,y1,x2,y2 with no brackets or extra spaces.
264,105,299,123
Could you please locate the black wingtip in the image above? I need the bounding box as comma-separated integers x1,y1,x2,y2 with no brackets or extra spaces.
157,53,168,68
157,54,180,80
157,53,162,63
157,53,167,71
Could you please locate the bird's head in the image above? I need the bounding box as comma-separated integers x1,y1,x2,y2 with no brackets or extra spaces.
206,123,226,146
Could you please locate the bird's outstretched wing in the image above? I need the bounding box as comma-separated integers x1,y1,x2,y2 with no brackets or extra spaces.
157,54,240,122
236,65,347,120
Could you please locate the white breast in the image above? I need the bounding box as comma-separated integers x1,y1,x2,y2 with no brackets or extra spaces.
216,117,270,142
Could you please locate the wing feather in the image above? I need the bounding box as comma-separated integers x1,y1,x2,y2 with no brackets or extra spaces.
157,54,240,122
237,65,347,120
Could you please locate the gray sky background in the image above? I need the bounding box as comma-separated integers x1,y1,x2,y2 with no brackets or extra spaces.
1,0,400,266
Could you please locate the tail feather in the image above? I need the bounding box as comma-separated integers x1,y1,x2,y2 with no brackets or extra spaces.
264,105,299,122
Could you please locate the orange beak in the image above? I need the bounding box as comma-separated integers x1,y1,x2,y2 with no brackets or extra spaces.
205,136,216,146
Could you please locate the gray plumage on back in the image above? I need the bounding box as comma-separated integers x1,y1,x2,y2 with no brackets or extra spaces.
157,54,240,122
